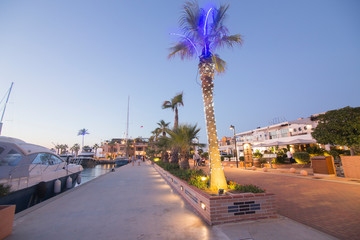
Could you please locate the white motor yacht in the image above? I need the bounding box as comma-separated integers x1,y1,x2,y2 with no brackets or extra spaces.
0,136,83,213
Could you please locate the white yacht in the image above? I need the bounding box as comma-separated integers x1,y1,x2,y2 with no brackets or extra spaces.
0,136,83,213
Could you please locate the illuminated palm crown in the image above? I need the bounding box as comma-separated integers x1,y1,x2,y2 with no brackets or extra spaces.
169,1,242,72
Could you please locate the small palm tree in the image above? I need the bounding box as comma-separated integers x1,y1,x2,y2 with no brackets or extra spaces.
93,144,99,157
169,1,242,190
60,144,68,154
157,120,170,136
165,124,202,169
70,143,80,157
162,93,183,129
77,128,89,149
55,144,61,155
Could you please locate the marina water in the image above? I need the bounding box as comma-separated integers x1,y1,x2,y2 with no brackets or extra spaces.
78,164,118,185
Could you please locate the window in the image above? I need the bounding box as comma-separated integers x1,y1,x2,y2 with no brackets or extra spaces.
32,153,63,165
136,147,143,151
0,149,23,166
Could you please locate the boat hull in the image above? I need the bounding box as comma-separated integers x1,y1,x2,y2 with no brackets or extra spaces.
0,172,80,213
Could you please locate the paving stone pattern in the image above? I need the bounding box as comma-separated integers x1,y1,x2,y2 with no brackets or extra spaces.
220,168,360,240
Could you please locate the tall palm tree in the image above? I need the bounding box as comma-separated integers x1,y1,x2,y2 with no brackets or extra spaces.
169,1,242,190
77,128,89,150
70,143,80,157
162,93,184,164
164,124,203,169
162,93,183,129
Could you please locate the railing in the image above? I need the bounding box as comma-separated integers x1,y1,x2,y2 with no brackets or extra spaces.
6,161,77,191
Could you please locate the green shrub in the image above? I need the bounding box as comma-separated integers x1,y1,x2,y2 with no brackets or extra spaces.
155,162,208,188
253,150,263,158
306,146,325,156
293,152,310,164
0,184,11,197
227,181,265,193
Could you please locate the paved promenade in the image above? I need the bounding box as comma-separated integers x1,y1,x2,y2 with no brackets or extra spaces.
8,162,337,240
197,165,360,240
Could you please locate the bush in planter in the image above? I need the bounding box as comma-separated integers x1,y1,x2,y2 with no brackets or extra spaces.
293,152,310,164
0,184,11,197
227,181,265,193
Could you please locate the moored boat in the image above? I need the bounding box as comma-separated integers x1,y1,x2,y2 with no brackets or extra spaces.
0,137,83,213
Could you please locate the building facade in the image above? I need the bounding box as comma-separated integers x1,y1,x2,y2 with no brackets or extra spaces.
101,138,148,159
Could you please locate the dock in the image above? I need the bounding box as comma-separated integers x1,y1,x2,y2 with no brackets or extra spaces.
7,162,337,240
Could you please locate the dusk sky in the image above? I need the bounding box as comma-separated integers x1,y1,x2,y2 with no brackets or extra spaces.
1,0,359,149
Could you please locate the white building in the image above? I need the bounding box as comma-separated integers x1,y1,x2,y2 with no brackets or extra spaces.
220,114,322,157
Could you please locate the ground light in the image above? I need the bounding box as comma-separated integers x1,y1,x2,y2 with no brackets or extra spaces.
200,201,206,210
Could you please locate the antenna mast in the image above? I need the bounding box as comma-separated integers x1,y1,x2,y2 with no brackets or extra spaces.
0,82,14,135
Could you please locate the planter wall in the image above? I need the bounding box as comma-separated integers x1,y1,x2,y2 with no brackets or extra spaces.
0,205,16,239
262,163,310,169
341,156,360,179
153,164,276,225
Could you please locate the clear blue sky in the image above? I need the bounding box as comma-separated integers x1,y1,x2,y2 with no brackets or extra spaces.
1,0,359,149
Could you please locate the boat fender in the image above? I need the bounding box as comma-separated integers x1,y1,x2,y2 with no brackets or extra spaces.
66,176,72,189
76,174,82,184
54,179,61,194
36,181,47,199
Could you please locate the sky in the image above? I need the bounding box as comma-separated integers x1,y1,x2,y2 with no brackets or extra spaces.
0,0,359,149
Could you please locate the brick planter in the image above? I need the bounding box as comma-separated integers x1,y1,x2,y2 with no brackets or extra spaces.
153,164,277,225
341,156,360,179
0,205,15,239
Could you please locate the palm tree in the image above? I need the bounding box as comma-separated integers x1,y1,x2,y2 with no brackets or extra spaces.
162,93,184,129
55,144,61,155
77,128,89,149
162,93,184,164
60,144,68,154
169,1,242,190
155,120,171,162
70,144,81,157
164,124,202,169
157,120,170,136
93,143,99,158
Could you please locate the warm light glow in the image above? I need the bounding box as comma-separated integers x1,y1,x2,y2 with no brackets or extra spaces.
201,176,207,181
154,158,160,162
200,201,206,210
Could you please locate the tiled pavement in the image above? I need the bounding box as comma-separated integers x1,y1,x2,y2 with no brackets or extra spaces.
197,165,360,240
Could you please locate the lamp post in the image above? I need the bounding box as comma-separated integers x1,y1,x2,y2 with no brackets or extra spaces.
229,125,238,168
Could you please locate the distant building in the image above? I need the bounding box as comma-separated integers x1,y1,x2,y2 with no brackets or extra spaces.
101,138,148,159
219,114,324,157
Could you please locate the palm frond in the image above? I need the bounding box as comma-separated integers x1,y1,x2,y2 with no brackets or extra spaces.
168,41,197,60
179,1,200,35
172,92,184,107
212,54,226,73
211,4,229,33
162,100,173,110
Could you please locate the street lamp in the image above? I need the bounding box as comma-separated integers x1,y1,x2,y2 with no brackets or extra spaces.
229,125,239,168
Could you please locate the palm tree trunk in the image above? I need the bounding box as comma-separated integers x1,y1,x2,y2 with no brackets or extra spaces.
199,59,227,190
174,107,179,129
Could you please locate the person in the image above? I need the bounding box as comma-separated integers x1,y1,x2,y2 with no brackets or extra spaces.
287,150,294,163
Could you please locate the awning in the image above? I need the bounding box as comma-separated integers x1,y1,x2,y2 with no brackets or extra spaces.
255,134,316,147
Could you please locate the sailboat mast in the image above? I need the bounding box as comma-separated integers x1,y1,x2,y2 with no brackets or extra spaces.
0,82,14,135
125,96,130,157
